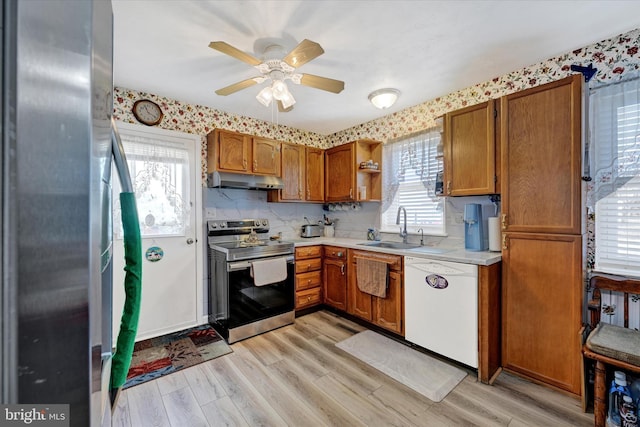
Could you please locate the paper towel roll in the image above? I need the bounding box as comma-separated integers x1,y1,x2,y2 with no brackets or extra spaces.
488,217,501,252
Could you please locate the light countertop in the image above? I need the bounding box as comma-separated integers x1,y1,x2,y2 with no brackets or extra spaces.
288,237,501,266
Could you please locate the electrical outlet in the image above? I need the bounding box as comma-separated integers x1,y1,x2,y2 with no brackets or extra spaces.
454,213,464,224
205,207,216,218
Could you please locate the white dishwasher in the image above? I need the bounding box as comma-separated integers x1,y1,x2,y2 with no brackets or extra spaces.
404,256,478,368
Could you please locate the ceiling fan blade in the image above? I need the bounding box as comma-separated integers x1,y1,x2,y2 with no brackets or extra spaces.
215,78,259,96
208,41,262,66
299,73,345,94
278,100,294,113
283,39,324,68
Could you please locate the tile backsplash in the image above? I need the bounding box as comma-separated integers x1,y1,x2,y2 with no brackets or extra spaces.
203,187,497,249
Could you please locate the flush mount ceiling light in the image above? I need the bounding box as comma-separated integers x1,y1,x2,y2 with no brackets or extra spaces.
368,88,400,109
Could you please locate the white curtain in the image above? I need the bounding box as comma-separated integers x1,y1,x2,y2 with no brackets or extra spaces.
380,129,445,235
589,77,640,205
382,129,441,212
113,133,191,239
588,76,640,329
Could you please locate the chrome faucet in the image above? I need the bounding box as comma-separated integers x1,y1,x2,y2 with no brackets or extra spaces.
396,206,408,243
417,228,424,246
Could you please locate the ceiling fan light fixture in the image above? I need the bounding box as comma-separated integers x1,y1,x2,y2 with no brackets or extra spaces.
368,88,400,109
256,86,274,107
279,90,296,109
271,79,288,100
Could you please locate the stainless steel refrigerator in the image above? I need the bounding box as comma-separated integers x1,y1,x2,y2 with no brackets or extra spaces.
2,0,118,425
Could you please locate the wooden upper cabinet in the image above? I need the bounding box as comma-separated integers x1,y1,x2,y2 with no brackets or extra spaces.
325,143,356,202
207,129,280,176
268,144,325,203
279,143,305,201
212,129,251,173
325,140,382,202
252,137,280,176
444,100,496,196
306,147,325,202
501,74,582,235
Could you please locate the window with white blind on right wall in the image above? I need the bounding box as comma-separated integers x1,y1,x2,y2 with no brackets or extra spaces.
590,77,640,277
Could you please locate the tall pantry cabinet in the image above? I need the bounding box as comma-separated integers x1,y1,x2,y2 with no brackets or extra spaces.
501,74,583,396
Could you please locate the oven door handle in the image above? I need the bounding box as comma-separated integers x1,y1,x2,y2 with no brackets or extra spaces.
227,255,294,272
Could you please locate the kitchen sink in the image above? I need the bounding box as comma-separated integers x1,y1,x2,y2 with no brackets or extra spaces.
358,241,421,250
408,246,453,254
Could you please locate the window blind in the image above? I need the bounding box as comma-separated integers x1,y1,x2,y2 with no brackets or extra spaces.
592,79,640,277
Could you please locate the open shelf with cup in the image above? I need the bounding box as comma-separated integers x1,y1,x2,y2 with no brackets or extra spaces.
355,139,382,202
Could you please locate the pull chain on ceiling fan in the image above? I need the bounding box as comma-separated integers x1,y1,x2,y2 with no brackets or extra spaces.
209,39,345,112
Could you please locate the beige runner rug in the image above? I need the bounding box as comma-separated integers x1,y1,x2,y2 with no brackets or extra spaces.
336,330,466,402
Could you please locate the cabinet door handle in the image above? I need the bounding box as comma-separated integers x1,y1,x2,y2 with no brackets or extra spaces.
308,279,312,285
447,181,451,195
340,264,345,275
502,234,508,250
253,159,258,171
306,188,310,198
501,213,507,230
336,251,343,258
243,159,247,169
349,188,353,199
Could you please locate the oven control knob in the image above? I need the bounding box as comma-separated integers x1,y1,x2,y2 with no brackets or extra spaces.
210,222,217,228
254,220,260,227
219,223,226,228
262,220,268,226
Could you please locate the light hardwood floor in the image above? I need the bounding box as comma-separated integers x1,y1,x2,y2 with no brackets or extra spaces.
112,310,594,426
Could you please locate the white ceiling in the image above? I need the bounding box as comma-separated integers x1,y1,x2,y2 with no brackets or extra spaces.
112,1,640,135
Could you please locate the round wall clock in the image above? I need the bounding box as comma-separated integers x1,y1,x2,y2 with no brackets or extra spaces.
132,99,163,126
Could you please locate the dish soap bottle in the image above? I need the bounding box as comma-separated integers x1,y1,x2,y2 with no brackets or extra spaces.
620,395,638,427
630,377,640,423
608,371,631,427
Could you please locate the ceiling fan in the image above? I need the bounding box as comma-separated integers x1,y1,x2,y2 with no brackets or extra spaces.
209,39,345,112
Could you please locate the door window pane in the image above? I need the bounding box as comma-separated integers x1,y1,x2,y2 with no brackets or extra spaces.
113,135,190,238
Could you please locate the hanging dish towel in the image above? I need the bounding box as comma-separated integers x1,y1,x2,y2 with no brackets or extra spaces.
356,258,388,298
250,257,288,286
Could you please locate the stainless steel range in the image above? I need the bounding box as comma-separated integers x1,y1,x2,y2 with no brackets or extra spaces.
207,219,295,343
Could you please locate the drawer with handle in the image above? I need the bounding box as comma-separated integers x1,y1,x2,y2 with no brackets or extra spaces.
295,257,322,274
296,270,322,291
296,287,322,309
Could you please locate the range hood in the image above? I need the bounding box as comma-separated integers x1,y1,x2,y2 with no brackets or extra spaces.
207,171,284,190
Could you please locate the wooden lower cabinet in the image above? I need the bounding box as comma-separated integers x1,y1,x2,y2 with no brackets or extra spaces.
478,262,502,384
502,232,582,395
295,246,322,310
348,249,404,335
323,246,348,311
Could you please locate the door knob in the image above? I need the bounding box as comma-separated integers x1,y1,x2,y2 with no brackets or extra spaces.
186,238,194,245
